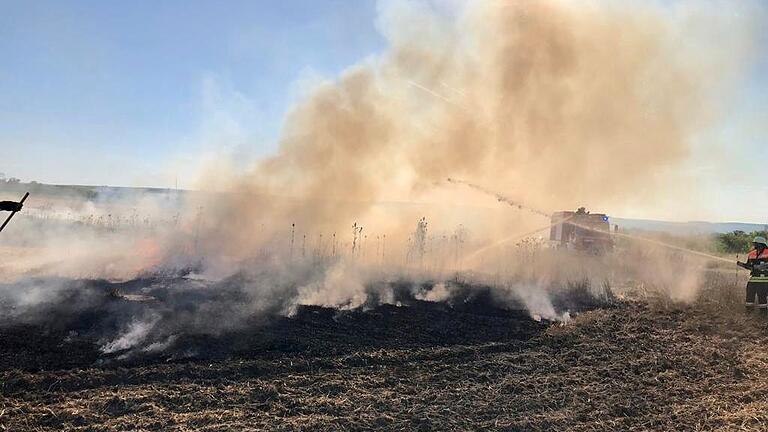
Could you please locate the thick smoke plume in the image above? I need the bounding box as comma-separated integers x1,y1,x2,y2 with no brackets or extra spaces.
194,0,757,262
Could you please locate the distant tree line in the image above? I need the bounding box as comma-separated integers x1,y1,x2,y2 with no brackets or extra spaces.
0,173,22,184
716,230,768,254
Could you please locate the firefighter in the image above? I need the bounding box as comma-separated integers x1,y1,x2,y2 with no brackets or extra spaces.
738,236,768,313
0,201,23,212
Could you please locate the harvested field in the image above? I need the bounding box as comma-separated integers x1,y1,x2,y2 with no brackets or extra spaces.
2,279,768,431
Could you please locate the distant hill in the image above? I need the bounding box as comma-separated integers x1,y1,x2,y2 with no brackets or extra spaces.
612,218,768,235
2,180,764,235
0,180,179,201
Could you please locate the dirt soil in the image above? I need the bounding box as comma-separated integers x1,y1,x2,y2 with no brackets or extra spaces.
3,286,768,431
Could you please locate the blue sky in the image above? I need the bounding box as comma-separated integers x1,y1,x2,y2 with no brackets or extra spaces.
1,0,767,222
0,0,385,186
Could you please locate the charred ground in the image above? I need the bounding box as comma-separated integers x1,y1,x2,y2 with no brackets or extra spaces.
2,278,768,431
0,278,563,371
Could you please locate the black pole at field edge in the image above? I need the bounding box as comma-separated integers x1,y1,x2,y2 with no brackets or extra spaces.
0,192,30,234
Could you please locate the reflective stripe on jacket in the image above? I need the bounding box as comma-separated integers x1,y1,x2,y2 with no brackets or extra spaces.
748,247,768,280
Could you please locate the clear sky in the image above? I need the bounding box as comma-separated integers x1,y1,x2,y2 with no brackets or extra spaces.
0,0,386,186
1,0,767,222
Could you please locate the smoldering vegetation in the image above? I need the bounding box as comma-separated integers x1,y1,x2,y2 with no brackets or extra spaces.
0,220,736,370
0,258,618,368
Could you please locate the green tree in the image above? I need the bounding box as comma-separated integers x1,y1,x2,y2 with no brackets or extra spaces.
716,230,768,254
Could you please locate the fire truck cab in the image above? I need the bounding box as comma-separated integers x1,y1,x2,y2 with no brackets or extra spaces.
550,208,614,254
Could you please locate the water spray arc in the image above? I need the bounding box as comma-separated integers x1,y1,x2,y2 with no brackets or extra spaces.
449,178,736,265
446,178,550,218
